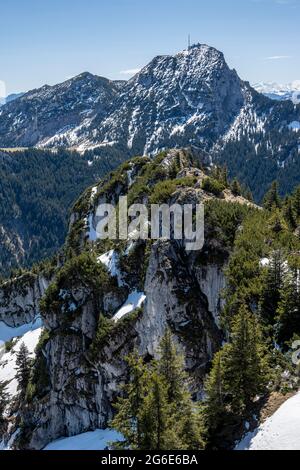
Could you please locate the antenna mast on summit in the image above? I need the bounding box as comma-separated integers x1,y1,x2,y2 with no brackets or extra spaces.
188,34,191,50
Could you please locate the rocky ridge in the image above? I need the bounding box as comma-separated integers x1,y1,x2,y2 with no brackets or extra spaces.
0,148,260,449
0,45,298,167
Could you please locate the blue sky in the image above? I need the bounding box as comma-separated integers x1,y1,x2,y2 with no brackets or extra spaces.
0,0,299,94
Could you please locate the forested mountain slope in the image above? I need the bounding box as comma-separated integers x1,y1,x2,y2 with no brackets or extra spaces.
0,44,299,202
0,147,126,276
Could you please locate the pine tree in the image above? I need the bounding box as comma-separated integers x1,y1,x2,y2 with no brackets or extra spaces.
231,178,242,197
260,250,286,324
140,371,183,450
277,263,300,345
292,186,300,219
204,308,270,446
204,351,226,433
111,331,205,450
157,329,186,404
223,305,269,413
245,189,254,202
0,381,9,422
221,166,228,187
157,329,204,449
283,199,297,229
110,352,148,449
263,181,281,210
15,343,32,399
211,165,228,187
269,209,288,234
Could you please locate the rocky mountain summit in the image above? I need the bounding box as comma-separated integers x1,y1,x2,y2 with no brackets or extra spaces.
0,45,299,162
1,44,299,206
0,73,124,148
0,149,258,449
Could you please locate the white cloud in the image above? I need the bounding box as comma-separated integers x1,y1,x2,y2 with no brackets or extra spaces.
265,55,292,60
119,68,141,76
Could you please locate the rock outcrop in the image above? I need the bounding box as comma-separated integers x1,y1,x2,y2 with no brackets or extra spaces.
0,273,49,328
1,149,259,449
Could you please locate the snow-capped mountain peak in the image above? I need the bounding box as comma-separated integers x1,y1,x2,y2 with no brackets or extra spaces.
0,44,299,166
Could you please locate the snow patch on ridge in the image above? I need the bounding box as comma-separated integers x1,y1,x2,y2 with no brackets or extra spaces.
236,392,300,450
98,250,124,287
43,429,123,450
113,291,146,322
288,121,300,132
0,327,42,397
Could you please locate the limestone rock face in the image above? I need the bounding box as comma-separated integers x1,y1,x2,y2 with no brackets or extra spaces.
2,149,247,450
0,273,49,327
194,263,226,326
21,238,224,449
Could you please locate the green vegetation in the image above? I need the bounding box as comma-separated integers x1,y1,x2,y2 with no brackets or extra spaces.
40,252,111,318
276,256,300,345
118,241,152,290
202,177,225,196
149,177,197,204
4,149,300,450
201,181,300,446
0,381,9,424
204,305,270,446
0,147,128,277
15,343,32,400
4,338,16,353
26,330,50,401
263,181,282,210
204,200,255,248
216,126,300,203
110,330,204,450
89,308,143,360
231,178,242,197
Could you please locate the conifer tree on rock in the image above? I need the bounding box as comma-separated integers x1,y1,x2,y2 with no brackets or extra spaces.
0,380,9,423
140,371,183,450
157,329,204,450
260,250,286,325
283,199,297,229
111,330,204,450
231,178,242,197
204,351,226,434
277,260,300,345
15,343,32,399
222,305,269,413
110,352,148,450
157,329,187,404
263,181,281,211
292,186,300,219
205,305,270,427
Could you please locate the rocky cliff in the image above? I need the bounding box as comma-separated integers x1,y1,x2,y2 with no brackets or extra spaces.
0,149,259,449
0,272,49,329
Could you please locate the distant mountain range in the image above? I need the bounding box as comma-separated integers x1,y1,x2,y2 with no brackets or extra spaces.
0,45,298,156
253,81,300,101
0,44,299,201
0,92,24,106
